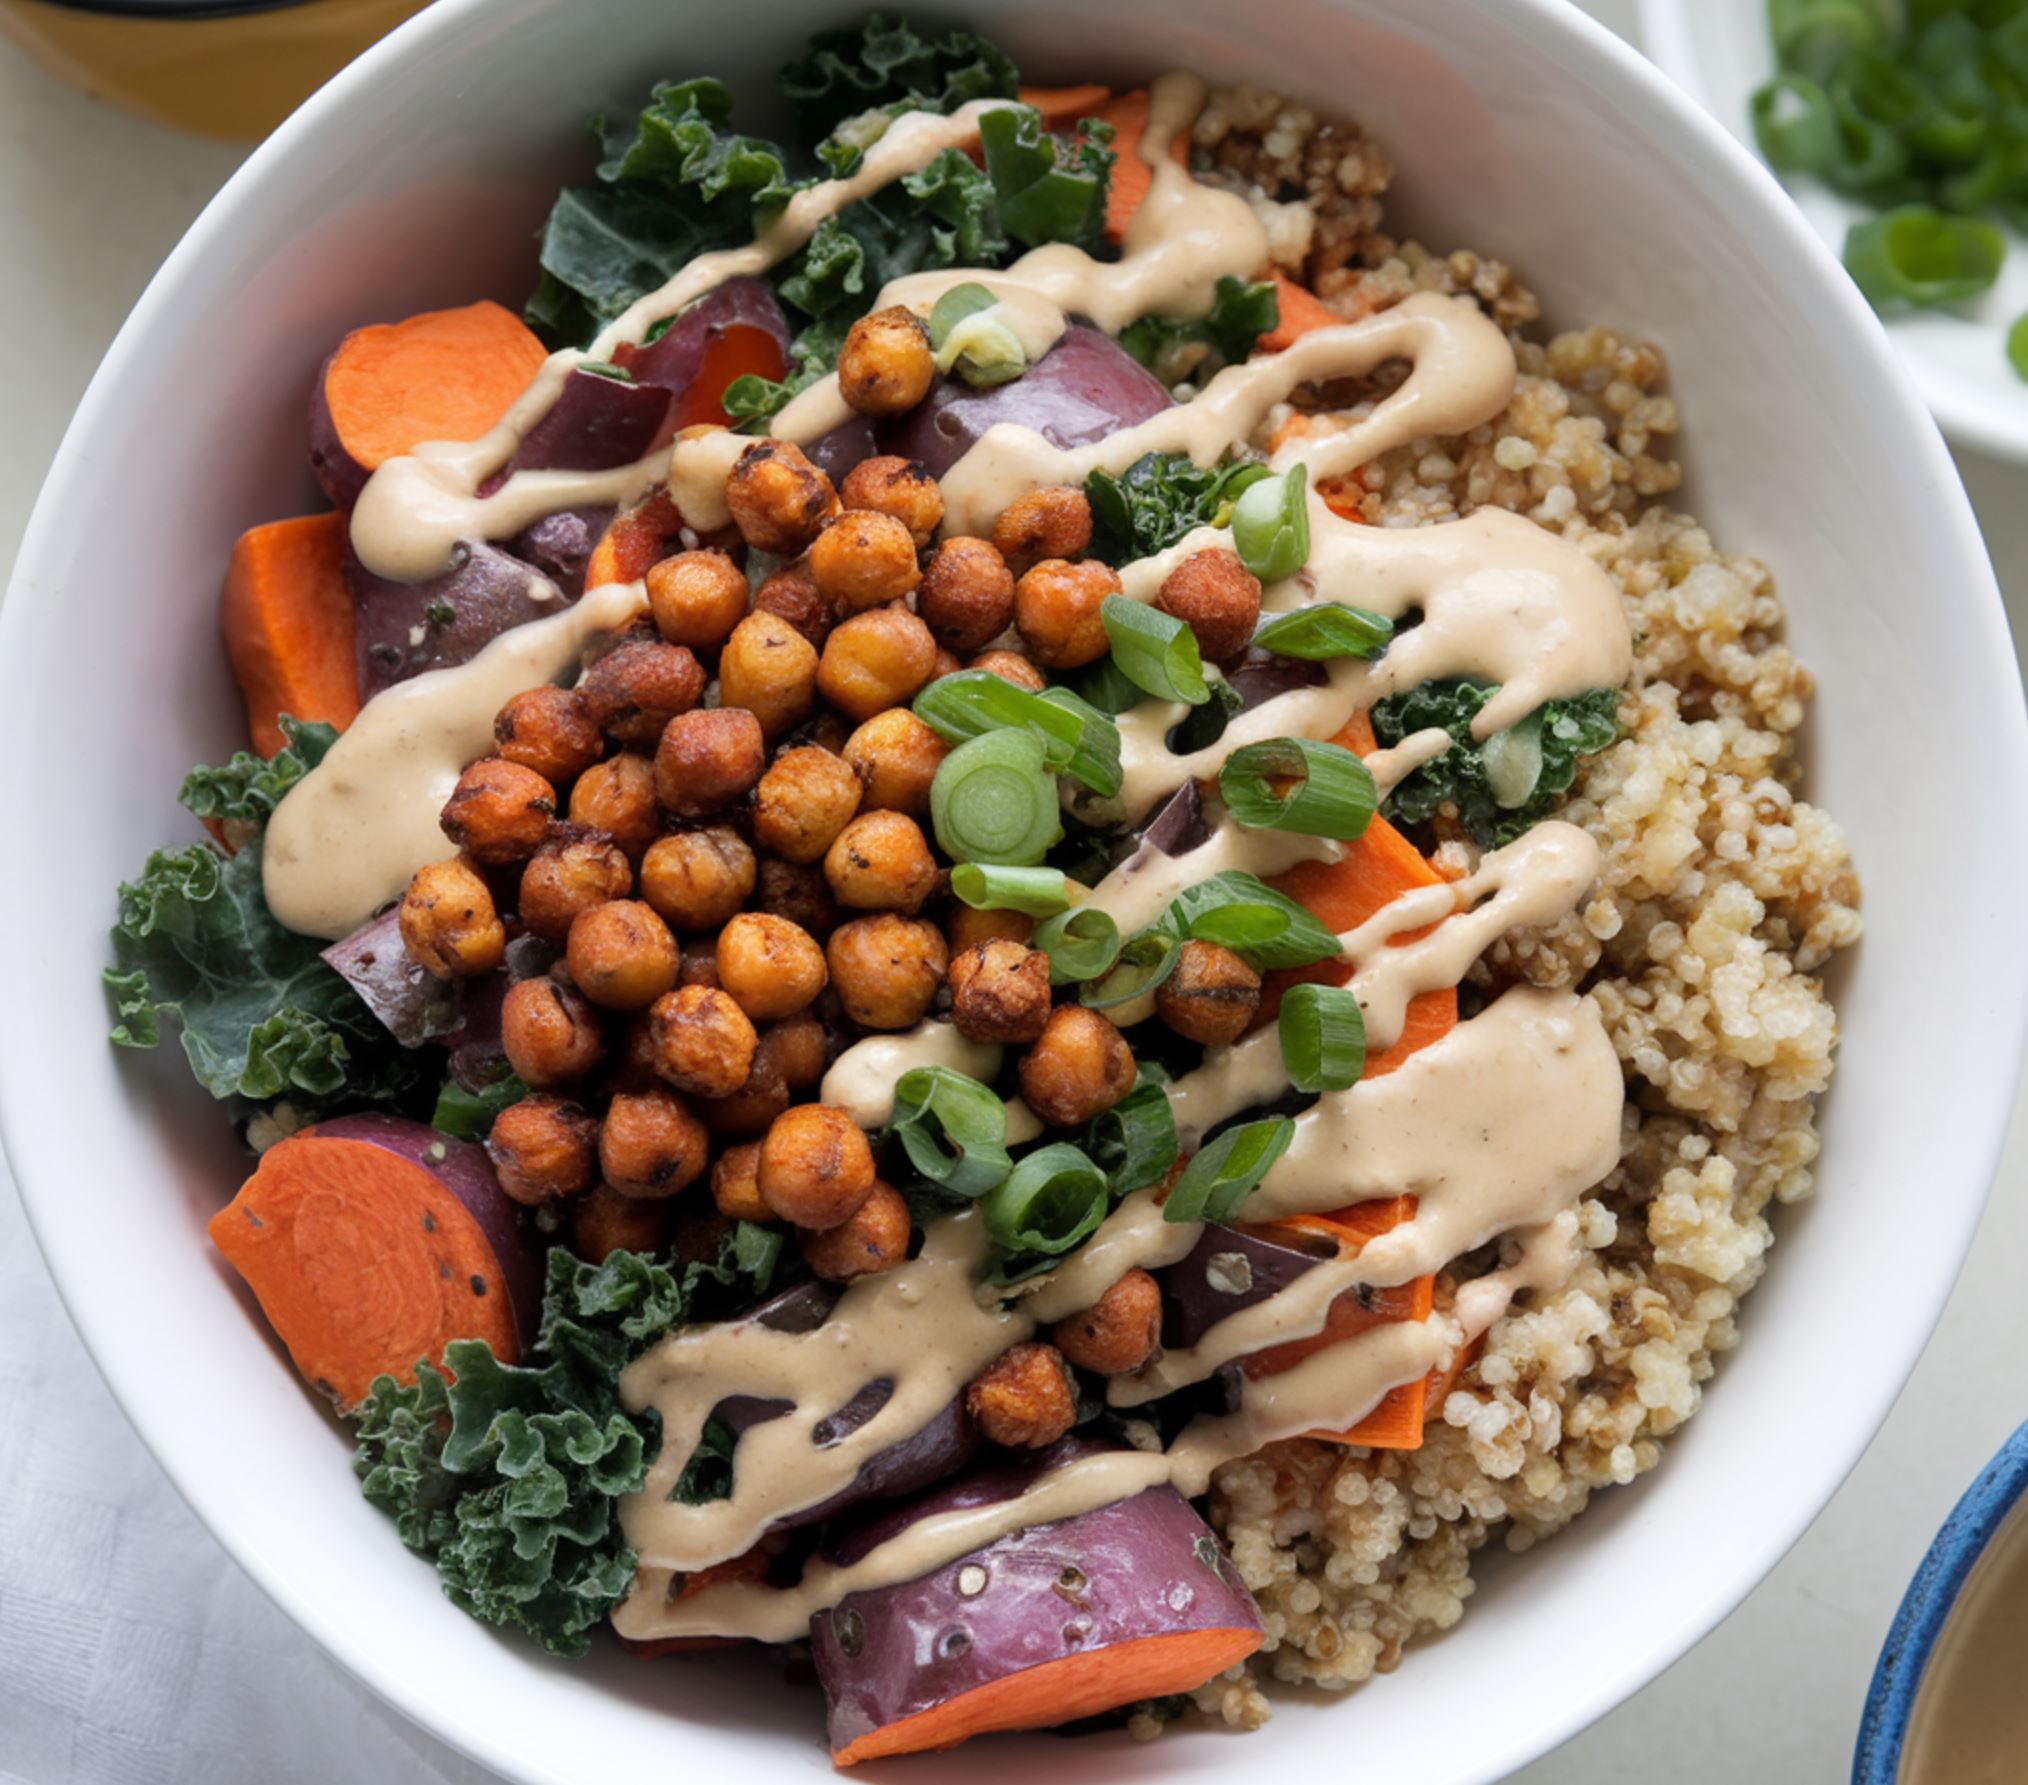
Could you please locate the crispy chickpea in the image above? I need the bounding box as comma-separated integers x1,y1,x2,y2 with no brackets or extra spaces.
439,757,555,865
965,1341,1076,1449
696,1055,791,1139
823,810,937,914
571,1182,671,1264
718,609,821,740
1156,546,1262,668
916,536,1016,654
566,899,679,1011
487,1094,599,1205
948,940,1051,1044
567,751,659,859
600,1084,709,1199
817,607,938,723
580,640,705,746
655,706,766,817
715,912,827,1020
1154,939,1262,1046
519,827,632,945
646,984,757,1098
800,1181,910,1282
992,486,1092,573
1014,558,1118,670
966,648,1045,691
757,1015,827,1090
826,914,947,1030
646,548,749,653
638,826,754,933
710,1140,769,1221
753,745,861,863
757,1103,875,1229
946,902,1034,954
932,647,963,681
753,559,835,648
842,709,948,819
501,976,605,1088
1018,1005,1136,1127
1051,1269,1162,1376
724,440,837,556
837,305,935,417
809,510,921,614
839,455,943,550
399,859,505,980
756,855,838,937
493,685,601,785
678,937,721,988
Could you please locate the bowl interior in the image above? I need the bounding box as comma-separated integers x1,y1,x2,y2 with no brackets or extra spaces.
4,3,2025,1784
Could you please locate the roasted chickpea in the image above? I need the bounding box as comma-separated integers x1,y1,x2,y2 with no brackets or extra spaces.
710,1141,769,1221
399,859,505,980
948,940,1051,1044
817,607,938,723
756,1015,828,1090
518,827,632,945
600,1084,709,1199
823,810,938,914
966,648,1046,691
753,559,835,648
800,1181,910,1282
566,899,679,1011
501,976,605,1088
837,305,935,417
678,937,721,988
1014,558,1118,670
826,914,947,1030
757,1104,875,1230
654,706,766,817
946,902,1034,954
916,536,1016,654
439,757,555,865
696,1055,790,1139
1018,1005,1136,1127
567,751,659,859
1156,546,1262,667
841,709,948,819
636,826,753,934
965,1341,1076,1448
839,455,943,550
493,685,601,785
718,609,821,740
1051,1269,1162,1376
646,548,749,653
992,486,1092,573
571,1182,670,1264
1154,939,1263,1046
931,646,963,682
809,510,921,614
724,440,837,556
579,640,705,746
753,745,861,863
715,912,827,1021
487,1094,599,1205
756,855,839,938
646,983,757,1098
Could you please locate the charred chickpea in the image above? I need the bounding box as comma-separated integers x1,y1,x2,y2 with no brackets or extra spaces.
800,1181,911,1282
710,1141,770,1222
809,510,921,614
500,977,606,1088
571,1183,671,1265
655,706,766,817
645,548,750,653
599,1084,710,1199
399,859,505,980
823,810,938,914
843,709,948,819
1051,1269,1162,1376
966,647,1046,691
718,609,821,740
1014,558,1118,670
752,745,861,864
756,1015,828,1091
1018,1005,1137,1127
579,640,705,746
837,305,935,417
965,1341,1077,1449
724,440,837,556
1154,939,1263,1046
567,752,659,859
696,1054,790,1140
646,983,757,1098
439,757,555,865
931,646,963,682
947,940,1052,1044
638,826,755,933
715,912,828,1021
678,937,721,988
992,485,1092,574
518,827,632,945
946,902,1034,954
838,455,943,550
1156,546,1262,668
756,855,838,938
916,536,1016,655
825,914,947,1030
566,899,679,1011
487,1094,599,1205
757,1104,875,1230
493,685,601,785
753,559,835,649
817,607,939,723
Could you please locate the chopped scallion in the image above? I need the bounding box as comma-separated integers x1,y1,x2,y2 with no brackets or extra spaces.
1032,906,1122,984
1229,464,1310,583
1162,1117,1297,1224
950,863,1072,917
1218,737,1378,840
1277,983,1367,1095
1099,595,1210,706
929,730,1062,865
981,1143,1110,1255
888,1066,1013,1200
1251,602,1394,662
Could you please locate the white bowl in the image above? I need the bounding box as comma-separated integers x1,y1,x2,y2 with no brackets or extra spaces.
1641,0,2028,463
4,3,2024,1782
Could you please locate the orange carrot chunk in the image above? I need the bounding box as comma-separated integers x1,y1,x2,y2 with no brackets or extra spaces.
1017,82,1112,127
668,324,787,434
584,490,692,592
220,512,360,757
1092,89,1190,242
1259,272,1346,350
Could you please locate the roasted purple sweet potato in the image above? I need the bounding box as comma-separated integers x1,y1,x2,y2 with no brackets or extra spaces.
348,540,568,700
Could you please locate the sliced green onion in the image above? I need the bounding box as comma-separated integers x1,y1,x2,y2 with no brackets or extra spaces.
1167,872,1341,970
1075,653,1151,716
1079,1069,1179,1197
730,1220,784,1294
1843,205,2006,308
1034,685,1125,798
2009,310,2028,380
1099,595,1210,706
1080,928,1183,1009
1162,1118,1297,1224
927,282,999,349
1825,86,1911,193
1751,75,1841,172
1229,464,1310,583
1251,602,1394,662
930,730,1062,865
914,671,1122,798
1032,906,1121,984
1481,710,1546,809
889,1066,1014,1200
1771,0,1889,83
1277,983,1367,1094
1218,737,1378,840
951,863,1072,917
981,1143,1110,1255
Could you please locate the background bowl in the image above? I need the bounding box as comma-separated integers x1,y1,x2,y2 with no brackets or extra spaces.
3,2,2025,1783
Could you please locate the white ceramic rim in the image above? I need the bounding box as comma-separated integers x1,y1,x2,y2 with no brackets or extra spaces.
4,1,2023,1781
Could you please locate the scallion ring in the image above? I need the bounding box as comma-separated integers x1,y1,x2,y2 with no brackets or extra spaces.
981,1143,1110,1255
1099,595,1210,705
927,282,999,349
1032,906,1122,984
1168,871,1342,970
1218,737,1378,840
1481,710,1546,809
1277,983,1367,1095
1080,928,1183,1009
1079,1070,1180,1196
950,863,1072,918
1251,602,1394,662
2010,310,2028,381
1750,74,1840,173
1161,1117,1297,1225
1843,205,2006,309
889,1066,1014,1200
930,730,1062,865
913,671,1123,799
1229,463,1311,583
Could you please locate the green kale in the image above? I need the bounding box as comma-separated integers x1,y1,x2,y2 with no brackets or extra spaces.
1372,681,1622,848
1084,452,1270,567
975,106,1112,251
781,12,1018,156
176,716,337,840
1119,276,1279,384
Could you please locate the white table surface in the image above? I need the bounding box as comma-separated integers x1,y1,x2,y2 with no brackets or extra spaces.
4,5,2026,1780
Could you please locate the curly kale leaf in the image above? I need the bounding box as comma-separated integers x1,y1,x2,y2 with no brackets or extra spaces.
1084,452,1270,567
1373,681,1622,847
781,12,1018,154
177,716,337,836
1120,277,1280,385
976,105,1112,251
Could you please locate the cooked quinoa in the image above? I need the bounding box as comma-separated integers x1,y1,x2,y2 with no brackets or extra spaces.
1157,86,1864,1729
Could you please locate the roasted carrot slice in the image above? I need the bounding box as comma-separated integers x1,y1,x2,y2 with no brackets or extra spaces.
1259,272,1345,350
1091,89,1191,242
1017,82,1111,127
220,512,360,757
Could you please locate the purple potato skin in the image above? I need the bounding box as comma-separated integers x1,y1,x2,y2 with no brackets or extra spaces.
505,504,614,602
1224,651,1327,708
810,1483,1262,1758
498,370,668,476
621,275,791,399
320,908,461,1048
307,352,370,511
1137,780,1210,858
1159,1222,1336,1349
348,541,568,700
438,932,557,1092
308,1113,542,1349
